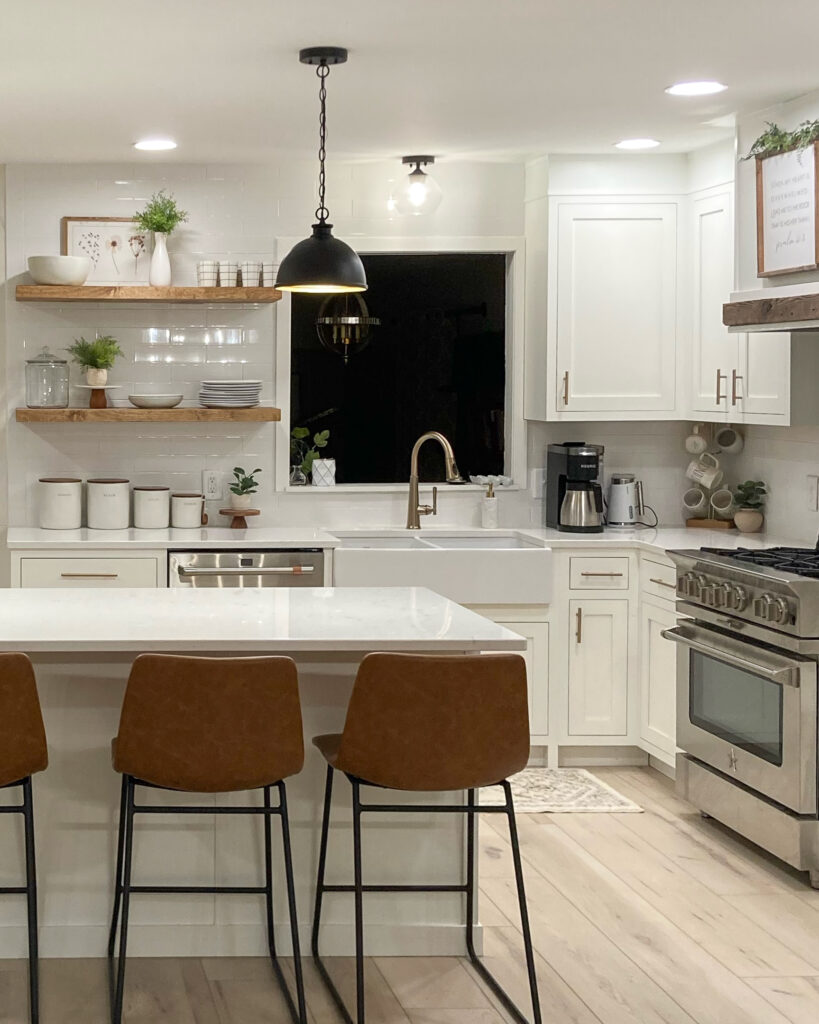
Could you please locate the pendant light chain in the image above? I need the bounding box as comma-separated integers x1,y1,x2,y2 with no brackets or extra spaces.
315,62,330,224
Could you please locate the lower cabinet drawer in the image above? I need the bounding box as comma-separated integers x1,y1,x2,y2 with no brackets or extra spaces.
20,557,160,588
569,556,630,590
640,557,678,602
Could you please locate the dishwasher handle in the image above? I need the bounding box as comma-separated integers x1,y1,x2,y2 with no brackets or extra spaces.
177,565,316,578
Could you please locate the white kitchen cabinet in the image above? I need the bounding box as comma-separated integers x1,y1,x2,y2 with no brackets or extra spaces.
547,200,680,419
567,598,629,736
468,605,550,742
14,551,165,588
639,596,678,766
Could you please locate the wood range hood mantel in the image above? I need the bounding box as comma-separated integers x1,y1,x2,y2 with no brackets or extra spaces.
724,291,819,332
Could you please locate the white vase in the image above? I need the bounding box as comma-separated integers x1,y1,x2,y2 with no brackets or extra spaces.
149,231,171,286
86,367,108,387
734,508,764,534
230,492,253,510
311,458,336,487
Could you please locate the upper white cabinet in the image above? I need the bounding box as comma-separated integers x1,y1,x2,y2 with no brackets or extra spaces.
546,199,680,420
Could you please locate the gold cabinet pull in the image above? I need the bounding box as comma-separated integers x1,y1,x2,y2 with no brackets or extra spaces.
575,607,583,644
580,571,623,577
731,369,743,406
562,371,570,406
649,577,677,590
60,573,119,579
715,368,727,404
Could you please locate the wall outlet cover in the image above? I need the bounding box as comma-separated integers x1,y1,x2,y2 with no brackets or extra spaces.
203,470,222,501
530,468,546,500
807,474,819,512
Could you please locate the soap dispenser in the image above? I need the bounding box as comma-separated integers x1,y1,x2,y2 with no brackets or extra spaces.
481,482,498,529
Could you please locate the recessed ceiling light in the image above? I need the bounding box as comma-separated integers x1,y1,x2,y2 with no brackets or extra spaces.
666,81,727,97
615,138,661,150
133,138,177,151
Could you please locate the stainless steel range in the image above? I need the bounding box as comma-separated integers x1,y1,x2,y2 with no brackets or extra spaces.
665,546,819,888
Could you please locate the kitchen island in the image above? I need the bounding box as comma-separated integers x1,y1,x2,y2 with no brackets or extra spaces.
0,587,524,959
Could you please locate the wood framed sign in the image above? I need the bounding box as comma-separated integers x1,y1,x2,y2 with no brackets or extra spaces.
756,142,819,276
61,216,152,286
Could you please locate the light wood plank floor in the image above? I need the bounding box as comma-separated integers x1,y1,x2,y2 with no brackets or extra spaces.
1,767,818,1023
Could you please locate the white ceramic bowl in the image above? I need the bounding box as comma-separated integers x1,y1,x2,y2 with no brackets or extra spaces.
128,394,184,409
27,255,92,286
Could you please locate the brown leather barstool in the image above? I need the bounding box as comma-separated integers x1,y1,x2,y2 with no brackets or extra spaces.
311,652,541,1024
108,654,307,1024
0,653,48,1024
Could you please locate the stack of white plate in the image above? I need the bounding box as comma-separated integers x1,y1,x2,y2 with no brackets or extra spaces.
199,379,262,408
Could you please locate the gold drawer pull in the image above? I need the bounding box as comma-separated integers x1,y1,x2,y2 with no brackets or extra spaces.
580,571,623,577
575,607,583,644
562,371,570,406
60,572,119,579
649,577,676,590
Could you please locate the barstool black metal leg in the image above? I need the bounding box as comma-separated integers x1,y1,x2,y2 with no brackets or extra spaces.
263,785,277,959
278,781,308,1024
111,776,135,1024
107,776,128,975
351,780,365,1024
504,781,542,1024
21,778,39,1024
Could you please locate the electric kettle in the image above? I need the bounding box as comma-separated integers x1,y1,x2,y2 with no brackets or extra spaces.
607,474,644,527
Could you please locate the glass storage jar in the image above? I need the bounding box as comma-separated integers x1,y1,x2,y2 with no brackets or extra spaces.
25,347,69,408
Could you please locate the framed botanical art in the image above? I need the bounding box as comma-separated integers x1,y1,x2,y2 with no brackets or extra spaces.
756,143,819,276
61,216,153,285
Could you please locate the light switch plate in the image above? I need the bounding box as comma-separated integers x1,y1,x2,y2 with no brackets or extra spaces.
203,470,222,501
530,468,546,500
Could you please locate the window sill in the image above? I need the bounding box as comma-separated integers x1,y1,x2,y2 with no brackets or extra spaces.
283,483,522,495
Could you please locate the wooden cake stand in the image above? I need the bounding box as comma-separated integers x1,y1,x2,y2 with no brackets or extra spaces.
76,385,123,409
219,508,260,530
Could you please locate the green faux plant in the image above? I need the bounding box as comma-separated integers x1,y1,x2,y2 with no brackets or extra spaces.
745,120,819,160
733,480,767,509
230,467,262,496
133,190,189,235
66,335,123,370
290,426,330,476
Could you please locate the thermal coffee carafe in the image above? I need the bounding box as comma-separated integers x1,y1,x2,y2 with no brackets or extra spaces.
545,442,605,533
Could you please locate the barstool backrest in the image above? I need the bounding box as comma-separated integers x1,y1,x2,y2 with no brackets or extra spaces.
335,652,529,791
113,654,304,792
0,653,48,787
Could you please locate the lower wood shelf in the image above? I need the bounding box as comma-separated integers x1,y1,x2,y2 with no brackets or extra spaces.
16,407,281,423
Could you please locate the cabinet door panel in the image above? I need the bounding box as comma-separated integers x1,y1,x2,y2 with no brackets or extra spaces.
738,331,790,420
568,599,628,736
691,192,738,416
556,203,677,413
639,600,678,759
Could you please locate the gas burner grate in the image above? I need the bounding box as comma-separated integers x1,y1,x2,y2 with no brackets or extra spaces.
701,547,819,578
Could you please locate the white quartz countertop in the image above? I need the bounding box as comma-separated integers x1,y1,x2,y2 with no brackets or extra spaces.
5,526,340,550
0,586,526,654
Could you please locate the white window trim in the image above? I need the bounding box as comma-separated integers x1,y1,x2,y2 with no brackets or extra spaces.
274,235,526,493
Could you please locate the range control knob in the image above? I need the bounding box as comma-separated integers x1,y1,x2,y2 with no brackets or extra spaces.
700,584,719,607
677,572,695,598
771,596,790,625
729,585,749,612
753,593,776,620
715,583,734,608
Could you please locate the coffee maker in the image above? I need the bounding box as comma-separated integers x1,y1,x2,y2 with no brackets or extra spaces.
545,442,605,533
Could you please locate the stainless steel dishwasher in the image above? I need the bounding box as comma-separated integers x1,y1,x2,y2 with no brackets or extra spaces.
169,550,326,588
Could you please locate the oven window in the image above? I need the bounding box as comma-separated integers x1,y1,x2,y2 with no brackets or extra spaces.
689,651,784,766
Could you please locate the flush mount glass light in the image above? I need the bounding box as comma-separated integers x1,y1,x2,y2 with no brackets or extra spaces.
395,156,443,216
133,138,177,151
666,81,727,97
276,47,367,294
615,137,661,150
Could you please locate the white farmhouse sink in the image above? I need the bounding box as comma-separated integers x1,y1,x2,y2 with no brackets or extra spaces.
331,531,551,605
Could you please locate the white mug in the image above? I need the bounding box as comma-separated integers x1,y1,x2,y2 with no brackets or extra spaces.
262,260,276,287
197,260,219,287
682,487,709,517
710,488,737,520
686,453,723,490
171,493,208,529
218,260,238,287
684,426,708,455
240,260,261,287
715,427,744,456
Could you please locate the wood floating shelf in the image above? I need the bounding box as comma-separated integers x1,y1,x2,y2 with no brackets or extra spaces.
16,407,281,423
16,285,282,304
723,293,819,330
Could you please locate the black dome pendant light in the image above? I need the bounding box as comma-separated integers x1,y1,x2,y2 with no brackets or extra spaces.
276,47,367,294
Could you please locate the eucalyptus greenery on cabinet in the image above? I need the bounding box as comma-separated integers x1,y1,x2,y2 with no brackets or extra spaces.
745,120,819,159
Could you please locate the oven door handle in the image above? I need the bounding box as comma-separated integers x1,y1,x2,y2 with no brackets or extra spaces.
177,565,316,578
661,626,799,687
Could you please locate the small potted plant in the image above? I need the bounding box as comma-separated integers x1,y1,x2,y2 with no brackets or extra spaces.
290,427,330,485
733,480,767,533
133,190,189,286
66,335,123,386
230,466,261,510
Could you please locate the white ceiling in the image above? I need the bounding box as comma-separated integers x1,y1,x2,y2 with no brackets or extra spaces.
1,0,818,163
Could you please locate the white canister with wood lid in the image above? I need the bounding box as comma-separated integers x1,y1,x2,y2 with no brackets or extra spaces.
38,477,82,530
133,486,170,529
87,478,130,530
